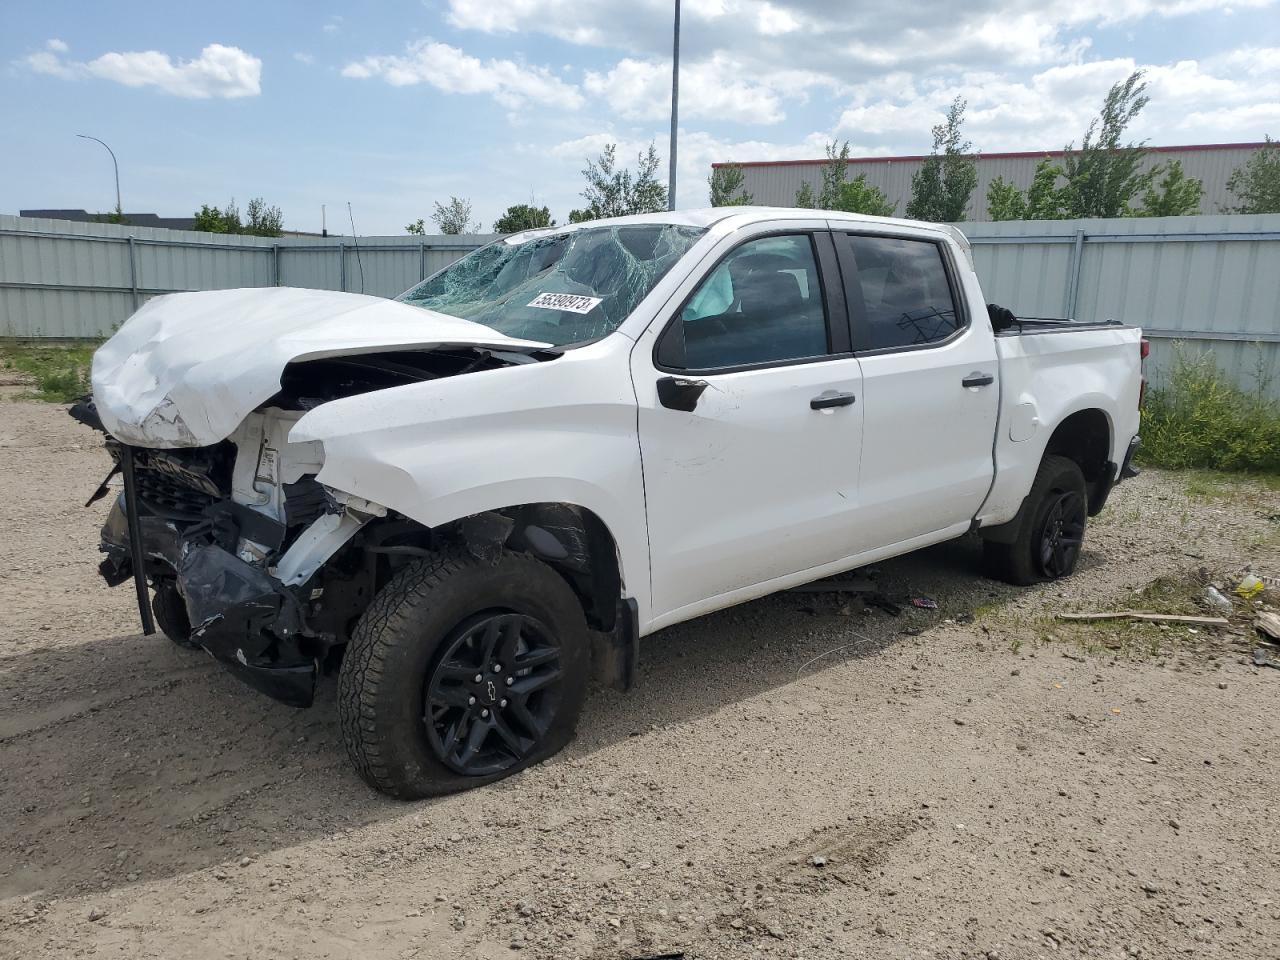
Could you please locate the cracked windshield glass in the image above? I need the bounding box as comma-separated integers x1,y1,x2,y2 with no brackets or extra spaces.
398,223,706,346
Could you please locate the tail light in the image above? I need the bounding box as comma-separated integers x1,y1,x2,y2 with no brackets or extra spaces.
1138,337,1149,409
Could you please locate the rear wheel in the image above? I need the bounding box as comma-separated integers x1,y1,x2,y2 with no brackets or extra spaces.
984,455,1088,586
152,581,199,648
338,548,590,799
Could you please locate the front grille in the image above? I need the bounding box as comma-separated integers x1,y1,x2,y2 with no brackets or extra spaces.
134,467,220,521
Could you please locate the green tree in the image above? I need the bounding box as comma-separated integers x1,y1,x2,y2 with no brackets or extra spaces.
193,197,282,235
793,181,818,208
987,159,1069,221
831,175,895,217
493,204,555,233
818,139,851,209
1226,136,1280,214
244,197,283,236
1135,160,1203,217
573,142,667,222
792,140,862,211
1060,71,1156,218
906,97,978,222
986,177,1026,221
708,164,753,206
193,199,242,234
405,218,426,235
431,197,477,234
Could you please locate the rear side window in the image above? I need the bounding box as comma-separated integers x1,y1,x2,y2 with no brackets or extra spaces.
842,235,961,350
665,234,829,370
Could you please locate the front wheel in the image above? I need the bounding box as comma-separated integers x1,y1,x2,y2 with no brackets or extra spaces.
153,581,199,648
338,548,590,799
984,455,1088,586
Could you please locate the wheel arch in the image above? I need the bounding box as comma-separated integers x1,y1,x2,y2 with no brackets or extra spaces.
1042,407,1113,515
357,500,628,633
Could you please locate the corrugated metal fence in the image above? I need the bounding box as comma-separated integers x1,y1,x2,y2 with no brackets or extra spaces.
0,214,492,339
3,211,1278,394
961,213,1280,396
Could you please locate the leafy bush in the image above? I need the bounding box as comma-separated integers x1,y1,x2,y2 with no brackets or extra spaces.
0,342,97,402
1139,344,1280,472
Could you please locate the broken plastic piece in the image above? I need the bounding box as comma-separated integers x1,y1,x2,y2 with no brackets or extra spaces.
911,597,938,610
1235,575,1265,599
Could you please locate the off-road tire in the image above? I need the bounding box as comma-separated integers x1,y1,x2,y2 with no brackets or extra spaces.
152,581,199,648
984,455,1088,586
338,548,590,799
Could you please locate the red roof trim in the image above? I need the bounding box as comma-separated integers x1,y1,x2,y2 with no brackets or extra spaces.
710,142,1270,168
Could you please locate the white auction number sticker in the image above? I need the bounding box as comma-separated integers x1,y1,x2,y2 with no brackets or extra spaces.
527,292,603,314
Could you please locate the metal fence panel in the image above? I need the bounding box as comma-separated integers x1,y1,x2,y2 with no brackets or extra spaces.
4,212,1279,396
960,213,1280,395
0,215,492,338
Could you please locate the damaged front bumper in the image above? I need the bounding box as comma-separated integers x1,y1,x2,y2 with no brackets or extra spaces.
101,494,319,706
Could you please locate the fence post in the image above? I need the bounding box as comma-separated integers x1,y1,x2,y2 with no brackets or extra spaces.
420,241,427,280
1063,228,1085,318
126,236,140,311
339,242,346,292
272,244,280,287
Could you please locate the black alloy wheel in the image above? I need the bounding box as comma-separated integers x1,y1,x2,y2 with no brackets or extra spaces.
1037,489,1086,578
424,611,563,777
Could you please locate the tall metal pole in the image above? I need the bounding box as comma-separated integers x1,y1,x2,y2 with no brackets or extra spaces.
667,0,680,211
76,134,122,217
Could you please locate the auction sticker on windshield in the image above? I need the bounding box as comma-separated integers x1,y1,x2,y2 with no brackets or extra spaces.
527,292,603,314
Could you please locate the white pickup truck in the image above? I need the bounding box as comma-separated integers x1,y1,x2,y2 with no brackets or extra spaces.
78,208,1143,798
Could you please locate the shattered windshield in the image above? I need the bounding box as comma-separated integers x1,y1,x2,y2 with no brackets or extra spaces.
398,223,706,346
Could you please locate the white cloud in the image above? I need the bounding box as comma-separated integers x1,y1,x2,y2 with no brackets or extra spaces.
835,53,1280,152
445,0,1275,78
21,42,262,98
323,15,343,35
342,40,584,110
584,54,802,124
46,38,68,53
293,52,315,65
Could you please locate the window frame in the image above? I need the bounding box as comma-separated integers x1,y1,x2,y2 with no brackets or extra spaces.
652,230,851,375
833,230,971,356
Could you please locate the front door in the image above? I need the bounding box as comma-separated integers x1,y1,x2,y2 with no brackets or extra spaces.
630,229,865,625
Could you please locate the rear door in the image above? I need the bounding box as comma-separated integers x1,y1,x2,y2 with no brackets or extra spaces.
630,226,865,624
832,228,999,550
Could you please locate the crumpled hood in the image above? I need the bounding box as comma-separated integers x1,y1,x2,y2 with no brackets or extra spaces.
92,287,548,447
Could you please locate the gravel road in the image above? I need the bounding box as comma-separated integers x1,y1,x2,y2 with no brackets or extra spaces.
2,398,1278,960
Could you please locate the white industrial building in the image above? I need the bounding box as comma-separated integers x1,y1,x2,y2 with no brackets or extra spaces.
713,142,1267,220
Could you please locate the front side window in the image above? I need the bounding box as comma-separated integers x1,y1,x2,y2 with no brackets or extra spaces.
667,234,829,370
843,235,961,350
399,223,705,347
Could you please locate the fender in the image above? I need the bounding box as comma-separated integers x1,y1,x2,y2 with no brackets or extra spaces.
289,336,653,623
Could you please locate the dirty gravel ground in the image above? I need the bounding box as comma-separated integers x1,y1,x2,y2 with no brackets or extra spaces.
2,398,1279,960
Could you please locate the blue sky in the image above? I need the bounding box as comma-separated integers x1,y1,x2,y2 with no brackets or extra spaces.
2,0,1278,234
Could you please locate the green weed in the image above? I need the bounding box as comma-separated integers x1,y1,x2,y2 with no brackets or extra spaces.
1139,344,1280,473
0,342,97,403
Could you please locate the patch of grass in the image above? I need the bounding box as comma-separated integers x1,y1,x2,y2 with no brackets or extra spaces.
1038,567,1259,661
1139,344,1280,474
0,342,97,402
1182,469,1280,503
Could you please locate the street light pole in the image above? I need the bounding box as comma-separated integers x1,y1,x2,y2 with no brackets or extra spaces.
667,0,680,211
76,134,122,218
